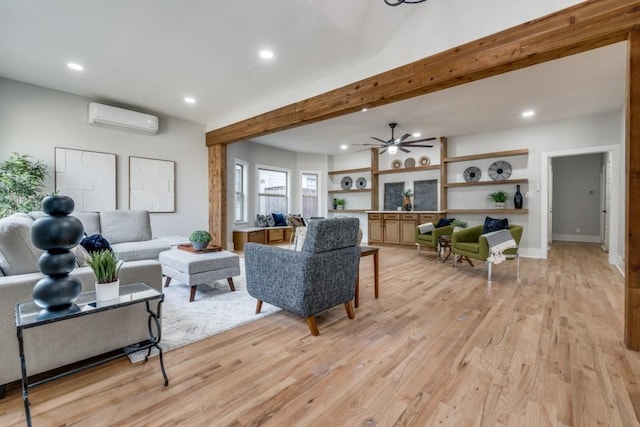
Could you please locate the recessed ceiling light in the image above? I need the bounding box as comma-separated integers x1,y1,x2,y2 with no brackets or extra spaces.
340,144,348,150
522,110,535,118
413,132,422,137
67,62,84,71
184,97,196,104
362,108,368,112
259,50,274,59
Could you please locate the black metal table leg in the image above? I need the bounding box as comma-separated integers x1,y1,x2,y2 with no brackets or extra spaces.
17,328,32,427
145,299,169,386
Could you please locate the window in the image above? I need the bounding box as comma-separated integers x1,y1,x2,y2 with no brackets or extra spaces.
301,172,319,217
234,160,248,223
257,167,289,215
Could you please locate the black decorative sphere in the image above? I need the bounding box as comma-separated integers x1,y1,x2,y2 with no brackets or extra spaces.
31,195,84,311
31,215,84,250
42,195,75,216
32,275,82,310
38,251,77,276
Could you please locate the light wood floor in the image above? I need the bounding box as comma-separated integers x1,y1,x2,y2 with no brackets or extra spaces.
0,242,638,426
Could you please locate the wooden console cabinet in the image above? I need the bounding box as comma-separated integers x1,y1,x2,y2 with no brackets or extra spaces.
367,211,444,246
233,226,292,251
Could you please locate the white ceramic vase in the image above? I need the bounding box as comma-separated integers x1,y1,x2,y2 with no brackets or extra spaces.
95,279,120,302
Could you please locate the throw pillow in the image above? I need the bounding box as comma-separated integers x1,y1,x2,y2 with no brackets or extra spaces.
287,214,305,228
272,213,287,226
80,234,112,253
256,214,268,227
266,214,276,227
436,218,455,228
482,216,509,234
418,222,434,234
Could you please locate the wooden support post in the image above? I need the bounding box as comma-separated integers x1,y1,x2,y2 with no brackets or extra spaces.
440,137,448,212
208,144,227,249
371,148,379,211
625,29,640,350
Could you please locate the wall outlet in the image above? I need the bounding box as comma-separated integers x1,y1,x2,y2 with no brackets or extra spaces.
576,227,581,233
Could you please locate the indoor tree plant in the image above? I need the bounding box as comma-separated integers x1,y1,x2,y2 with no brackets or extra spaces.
86,250,123,302
189,230,212,249
487,190,510,208
0,153,48,218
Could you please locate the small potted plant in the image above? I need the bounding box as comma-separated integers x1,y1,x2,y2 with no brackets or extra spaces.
86,250,123,302
335,198,346,210
189,230,212,250
487,191,509,208
402,189,413,211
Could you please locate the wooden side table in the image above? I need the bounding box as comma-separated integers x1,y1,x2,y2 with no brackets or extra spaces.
438,235,474,266
355,246,379,308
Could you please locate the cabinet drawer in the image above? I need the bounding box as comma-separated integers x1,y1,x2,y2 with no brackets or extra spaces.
418,214,438,223
248,230,266,244
267,228,284,243
401,213,418,220
368,213,382,220
384,213,400,220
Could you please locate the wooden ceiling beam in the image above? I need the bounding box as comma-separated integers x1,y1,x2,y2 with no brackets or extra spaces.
206,0,640,146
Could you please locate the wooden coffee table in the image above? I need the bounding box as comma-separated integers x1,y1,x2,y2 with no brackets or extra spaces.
355,246,379,308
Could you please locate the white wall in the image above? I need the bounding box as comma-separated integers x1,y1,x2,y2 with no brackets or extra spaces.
0,78,208,237
448,110,624,259
551,154,602,241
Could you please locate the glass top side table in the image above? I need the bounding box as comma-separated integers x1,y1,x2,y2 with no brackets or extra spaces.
15,282,168,427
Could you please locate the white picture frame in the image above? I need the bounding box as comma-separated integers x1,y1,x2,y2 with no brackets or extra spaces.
55,147,117,211
129,156,175,212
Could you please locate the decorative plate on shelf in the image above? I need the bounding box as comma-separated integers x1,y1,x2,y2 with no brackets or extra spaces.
488,160,512,181
340,176,353,190
463,166,481,182
404,158,416,168
391,159,402,169
419,155,431,166
355,177,367,189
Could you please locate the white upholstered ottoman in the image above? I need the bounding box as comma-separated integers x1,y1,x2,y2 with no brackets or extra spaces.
158,249,240,302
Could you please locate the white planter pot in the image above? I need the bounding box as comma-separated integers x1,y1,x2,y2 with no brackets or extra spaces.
495,202,506,209
95,279,120,302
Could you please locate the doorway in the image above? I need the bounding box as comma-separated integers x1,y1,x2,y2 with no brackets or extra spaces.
540,145,620,264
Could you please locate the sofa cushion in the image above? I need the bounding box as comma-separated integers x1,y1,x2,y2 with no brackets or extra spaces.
266,214,275,227
72,212,101,236
100,210,152,244
111,239,171,261
436,218,455,228
256,214,268,227
482,216,509,234
0,214,43,275
272,213,287,226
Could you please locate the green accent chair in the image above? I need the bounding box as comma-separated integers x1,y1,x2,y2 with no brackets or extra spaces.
415,224,454,255
451,224,523,282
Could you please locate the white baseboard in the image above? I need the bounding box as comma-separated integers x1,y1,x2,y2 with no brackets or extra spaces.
552,234,600,243
519,248,543,259
616,255,625,276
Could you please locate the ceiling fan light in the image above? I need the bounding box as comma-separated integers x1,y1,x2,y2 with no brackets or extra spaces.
388,146,398,155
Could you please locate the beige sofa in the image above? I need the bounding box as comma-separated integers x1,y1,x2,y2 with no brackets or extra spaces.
0,211,164,397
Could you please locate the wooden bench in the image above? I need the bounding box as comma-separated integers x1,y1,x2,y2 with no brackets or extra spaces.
233,226,292,251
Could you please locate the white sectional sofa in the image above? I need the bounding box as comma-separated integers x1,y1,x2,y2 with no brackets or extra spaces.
0,210,167,397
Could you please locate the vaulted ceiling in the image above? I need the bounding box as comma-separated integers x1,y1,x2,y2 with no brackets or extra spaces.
1,0,623,155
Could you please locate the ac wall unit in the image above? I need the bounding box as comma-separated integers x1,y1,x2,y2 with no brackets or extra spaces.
88,102,158,135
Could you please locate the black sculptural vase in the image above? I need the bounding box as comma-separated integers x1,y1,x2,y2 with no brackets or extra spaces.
514,185,524,209
30,195,85,311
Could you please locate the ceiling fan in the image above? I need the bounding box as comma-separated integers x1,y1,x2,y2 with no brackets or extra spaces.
353,123,435,154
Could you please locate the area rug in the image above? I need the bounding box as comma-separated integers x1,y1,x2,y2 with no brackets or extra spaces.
129,261,280,363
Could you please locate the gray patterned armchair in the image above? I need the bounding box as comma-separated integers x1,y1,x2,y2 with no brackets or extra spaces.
245,217,361,336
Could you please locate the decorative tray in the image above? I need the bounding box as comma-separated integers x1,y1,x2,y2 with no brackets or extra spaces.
178,243,223,253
